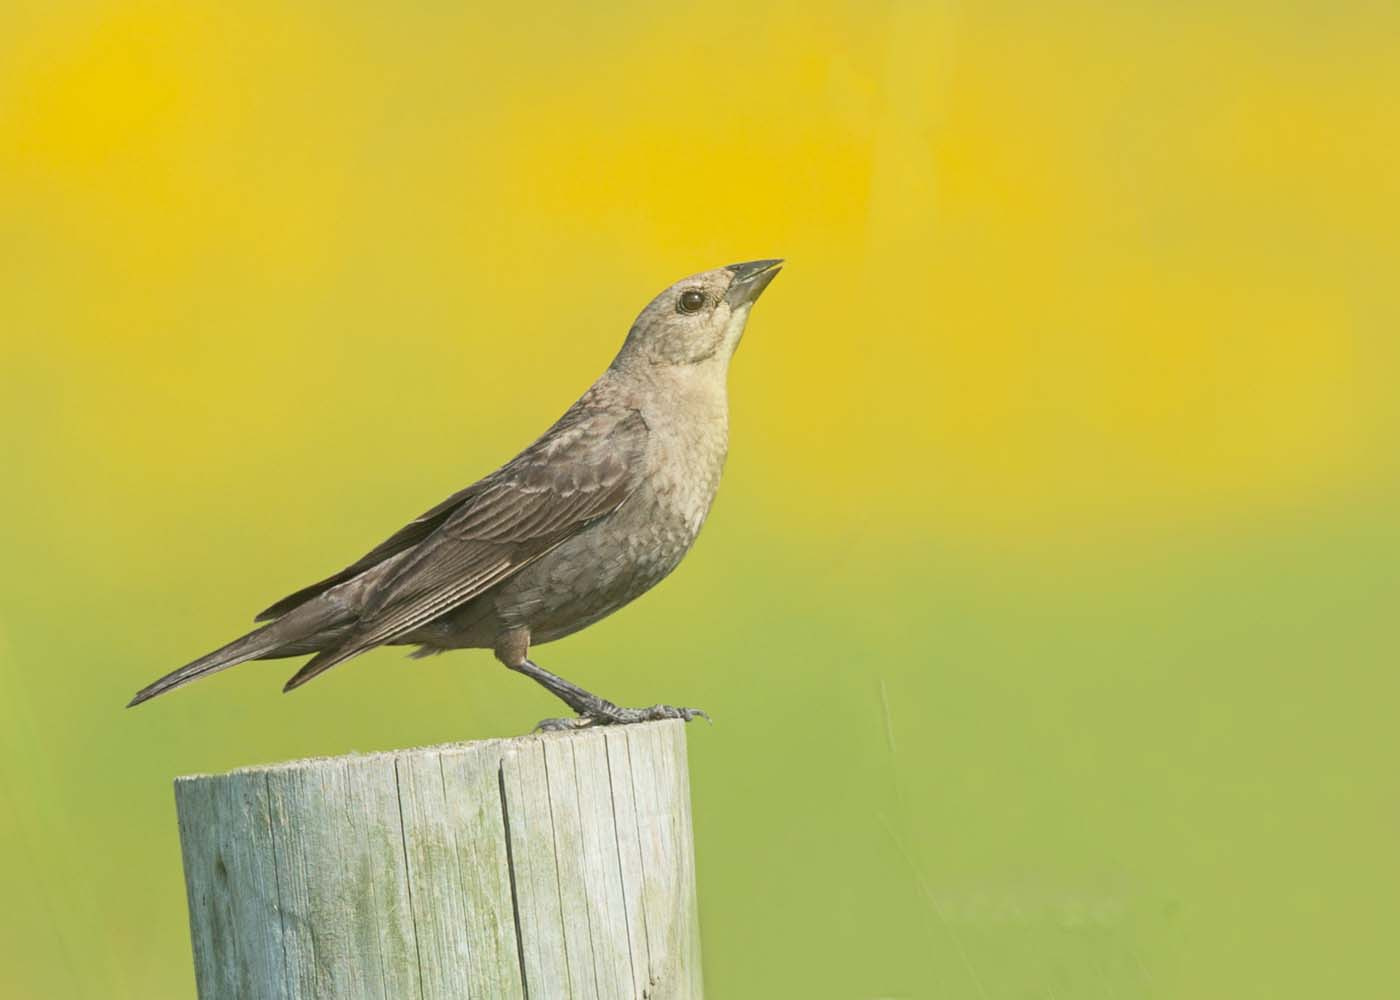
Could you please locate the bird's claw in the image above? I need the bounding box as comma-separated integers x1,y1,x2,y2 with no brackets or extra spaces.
534,716,597,732
534,703,711,732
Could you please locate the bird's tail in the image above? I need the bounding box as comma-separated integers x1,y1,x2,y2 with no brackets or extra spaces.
127,597,345,707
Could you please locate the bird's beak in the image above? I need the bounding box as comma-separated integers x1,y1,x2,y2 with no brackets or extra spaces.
724,258,783,307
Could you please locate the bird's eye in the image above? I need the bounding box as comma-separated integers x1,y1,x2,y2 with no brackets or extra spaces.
677,289,706,314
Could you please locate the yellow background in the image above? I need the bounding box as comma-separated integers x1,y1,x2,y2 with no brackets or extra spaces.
3,1,1398,996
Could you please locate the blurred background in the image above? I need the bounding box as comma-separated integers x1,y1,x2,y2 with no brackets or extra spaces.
2,1,1398,996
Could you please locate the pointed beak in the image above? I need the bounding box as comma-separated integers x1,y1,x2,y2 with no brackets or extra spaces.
724,258,783,307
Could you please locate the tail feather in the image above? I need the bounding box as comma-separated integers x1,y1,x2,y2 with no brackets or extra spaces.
281,642,363,692
127,626,287,706
127,598,347,706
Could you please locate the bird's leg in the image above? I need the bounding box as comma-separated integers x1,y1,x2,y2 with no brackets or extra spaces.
511,658,710,731
495,629,708,731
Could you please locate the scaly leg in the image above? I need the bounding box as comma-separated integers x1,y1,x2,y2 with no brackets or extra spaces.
495,628,709,731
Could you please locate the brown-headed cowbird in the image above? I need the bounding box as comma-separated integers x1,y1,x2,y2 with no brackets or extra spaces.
128,259,782,728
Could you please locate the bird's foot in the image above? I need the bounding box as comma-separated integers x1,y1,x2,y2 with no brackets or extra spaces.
535,702,711,732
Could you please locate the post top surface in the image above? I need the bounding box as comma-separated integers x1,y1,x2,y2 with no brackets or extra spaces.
173,718,688,784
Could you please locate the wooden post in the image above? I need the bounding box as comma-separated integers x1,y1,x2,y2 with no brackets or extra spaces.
173,719,703,1000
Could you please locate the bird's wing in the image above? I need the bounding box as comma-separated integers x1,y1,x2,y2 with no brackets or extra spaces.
281,405,648,690
255,485,479,621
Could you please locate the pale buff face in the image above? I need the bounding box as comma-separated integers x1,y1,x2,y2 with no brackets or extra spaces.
615,261,780,368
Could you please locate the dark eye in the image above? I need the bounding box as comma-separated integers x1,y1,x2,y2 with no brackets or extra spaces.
677,289,706,314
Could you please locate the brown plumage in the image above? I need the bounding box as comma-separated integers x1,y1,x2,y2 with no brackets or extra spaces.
128,260,781,728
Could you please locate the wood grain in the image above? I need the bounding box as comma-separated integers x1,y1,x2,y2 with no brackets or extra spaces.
174,720,701,999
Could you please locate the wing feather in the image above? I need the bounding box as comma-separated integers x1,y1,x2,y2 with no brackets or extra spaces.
279,403,648,689
255,484,480,621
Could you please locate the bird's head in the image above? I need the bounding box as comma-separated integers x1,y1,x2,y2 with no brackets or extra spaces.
614,259,782,368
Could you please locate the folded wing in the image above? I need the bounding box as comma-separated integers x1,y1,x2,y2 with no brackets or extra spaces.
280,404,648,690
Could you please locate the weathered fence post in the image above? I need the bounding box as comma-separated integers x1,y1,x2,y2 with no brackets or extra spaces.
173,719,703,999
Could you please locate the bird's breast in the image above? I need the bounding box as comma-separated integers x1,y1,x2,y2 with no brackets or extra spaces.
496,394,729,643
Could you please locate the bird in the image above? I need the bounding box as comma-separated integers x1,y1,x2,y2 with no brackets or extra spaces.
128,259,782,729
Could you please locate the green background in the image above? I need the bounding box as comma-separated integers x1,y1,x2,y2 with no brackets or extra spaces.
3,1,1398,996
